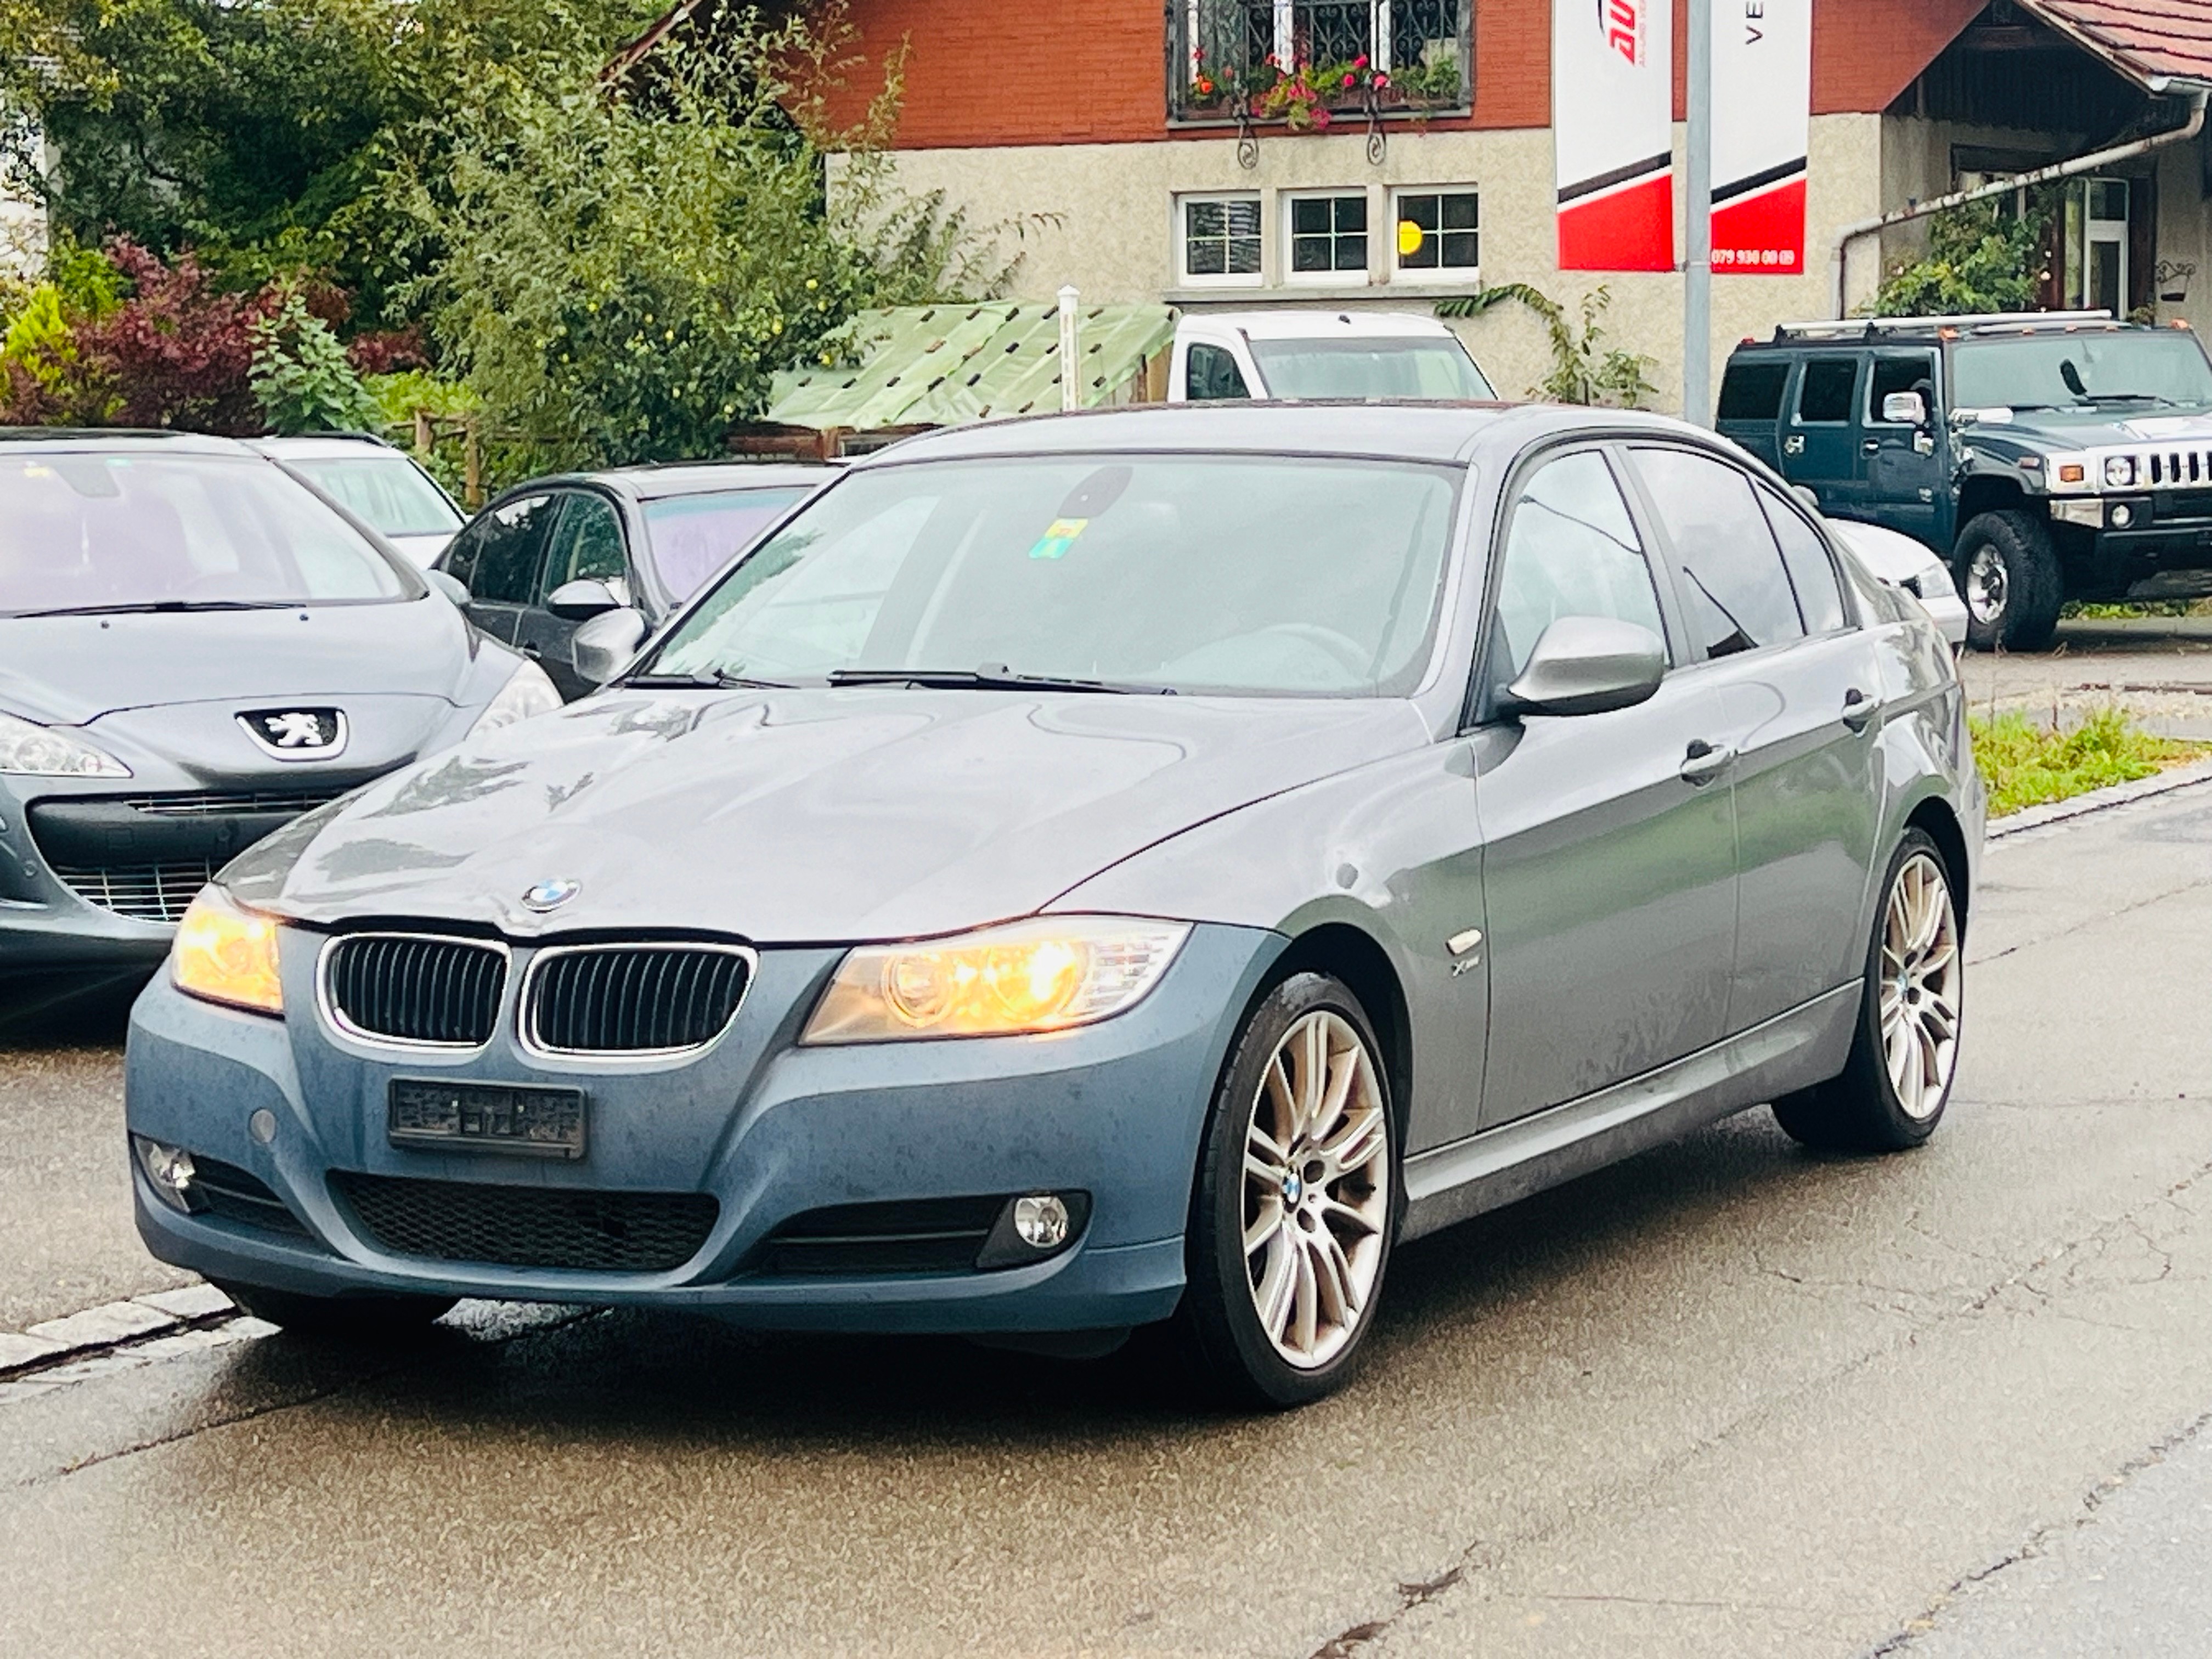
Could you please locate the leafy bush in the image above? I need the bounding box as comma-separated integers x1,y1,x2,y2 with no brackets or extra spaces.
251,290,379,433
1867,194,2054,318
1436,283,1658,408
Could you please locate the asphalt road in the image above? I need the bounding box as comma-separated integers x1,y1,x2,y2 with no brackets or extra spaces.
6,781,2212,1657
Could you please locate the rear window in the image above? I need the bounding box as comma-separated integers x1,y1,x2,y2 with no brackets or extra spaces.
1718,359,1789,422
1247,337,1496,400
1,452,411,617
642,486,812,600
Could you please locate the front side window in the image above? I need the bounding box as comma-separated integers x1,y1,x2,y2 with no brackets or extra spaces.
1184,343,1251,401
0,452,411,617
642,486,811,601
1490,449,1666,690
1287,193,1369,280
535,492,627,601
648,454,1462,698
1395,190,1479,273
1181,195,1262,285
1867,353,1936,423
285,454,463,538
1632,447,1806,658
1796,358,1859,424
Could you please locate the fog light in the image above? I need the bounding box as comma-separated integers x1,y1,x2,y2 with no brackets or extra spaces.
2112,503,2136,528
132,1135,202,1215
1014,1194,1071,1250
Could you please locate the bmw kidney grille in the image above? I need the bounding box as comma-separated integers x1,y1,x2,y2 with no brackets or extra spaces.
322,934,509,1048
522,944,754,1057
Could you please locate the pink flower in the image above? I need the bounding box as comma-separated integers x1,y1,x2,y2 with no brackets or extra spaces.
1342,71,1355,85
1374,71,1390,86
1313,108,1332,127
1353,53,1368,67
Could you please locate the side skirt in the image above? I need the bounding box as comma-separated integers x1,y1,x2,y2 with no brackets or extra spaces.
1399,982,1860,1243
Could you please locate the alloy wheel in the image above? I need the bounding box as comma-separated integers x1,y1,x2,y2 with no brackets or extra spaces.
1239,1009,1391,1369
1879,852,1961,1120
1965,541,2008,625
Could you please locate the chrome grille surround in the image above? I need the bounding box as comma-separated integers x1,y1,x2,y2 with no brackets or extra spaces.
518,941,757,1061
317,932,511,1052
116,788,350,817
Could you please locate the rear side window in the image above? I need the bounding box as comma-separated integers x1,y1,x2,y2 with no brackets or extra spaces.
1632,447,1805,658
1796,358,1859,424
1186,343,1250,401
1718,359,1790,422
1756,484,1848,634
1491,450,1667,690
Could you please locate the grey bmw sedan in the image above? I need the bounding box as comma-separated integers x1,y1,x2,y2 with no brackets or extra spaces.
1,430,557,979
125,404,1982,1407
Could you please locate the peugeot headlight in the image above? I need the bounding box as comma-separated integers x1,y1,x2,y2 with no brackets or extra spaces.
802,916,1191,1043
2103,455,2137,488
1911,557,1957,601
171,885,284,1015
466,660,561,738
0,709,131,777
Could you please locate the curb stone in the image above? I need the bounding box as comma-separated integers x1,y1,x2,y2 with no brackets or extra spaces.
1988,755,2212,840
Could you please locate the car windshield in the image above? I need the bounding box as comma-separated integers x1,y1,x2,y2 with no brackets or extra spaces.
1952,332,2212,410
1248,337,1496,400
283,453,464,537
642,485,812,600
0,452,413,617
645,454,1462,696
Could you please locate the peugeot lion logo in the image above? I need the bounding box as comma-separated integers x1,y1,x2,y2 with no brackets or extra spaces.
522,877,582,913
236,707,346,760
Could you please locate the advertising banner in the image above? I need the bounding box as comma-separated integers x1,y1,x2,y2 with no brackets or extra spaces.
1554,0,1675,272
1711,0,1812,275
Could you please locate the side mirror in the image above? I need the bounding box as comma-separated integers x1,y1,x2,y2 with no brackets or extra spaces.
1882,390,1928,427
425,568,471,608
1499,617,1666,718
1791,483,1824,514
569,606,648,687
546,577,623,622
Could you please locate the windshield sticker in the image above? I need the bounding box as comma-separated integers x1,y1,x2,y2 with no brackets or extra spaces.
1028,518,1089,560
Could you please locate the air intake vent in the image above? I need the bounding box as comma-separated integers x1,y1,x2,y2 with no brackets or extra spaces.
330,1172,718,1272
755,1195,1010,1276
523,944,753,1056
322,934,506,1048
53,860,216,923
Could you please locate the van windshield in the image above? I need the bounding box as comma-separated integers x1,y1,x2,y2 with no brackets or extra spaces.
1952,332,2212,411
1248,337,1496,400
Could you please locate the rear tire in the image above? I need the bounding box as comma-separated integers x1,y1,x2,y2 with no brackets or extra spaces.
1175,972,1397,1410
1773,829,1963,1153
213,1280,456,1339
1955,510,2062,652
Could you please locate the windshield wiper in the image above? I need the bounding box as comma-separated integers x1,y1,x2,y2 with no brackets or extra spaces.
826,666,1172,695
623,669,791,690
2083,392,2176,407
12,599,302,619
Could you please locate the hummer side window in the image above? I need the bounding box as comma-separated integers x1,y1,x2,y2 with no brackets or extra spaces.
1717,360,1788,422
1795,358,1859,425
1867,354,1936,424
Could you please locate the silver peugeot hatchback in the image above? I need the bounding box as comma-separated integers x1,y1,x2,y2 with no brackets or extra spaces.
127,403,1982,1408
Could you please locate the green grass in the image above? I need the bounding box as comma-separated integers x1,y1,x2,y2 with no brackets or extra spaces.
1970,707,2204,816
2060,599,2212,619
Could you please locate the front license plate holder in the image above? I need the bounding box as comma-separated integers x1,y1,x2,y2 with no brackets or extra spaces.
388,1078,587,1160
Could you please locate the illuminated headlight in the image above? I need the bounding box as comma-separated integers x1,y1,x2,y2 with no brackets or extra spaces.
171,885,285,1015
466,660,561,738
0,709,130,777
802,916,1191,1043
2104,455,2137,487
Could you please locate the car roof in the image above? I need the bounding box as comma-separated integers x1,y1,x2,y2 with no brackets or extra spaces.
0,427,252,456
593,460,833,502
245,433,403,460
849,400,1705,466
1186,309,1459,342
1731,311,2159,353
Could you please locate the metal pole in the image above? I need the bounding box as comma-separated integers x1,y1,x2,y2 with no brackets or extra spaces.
1058,285,1082,413
1683,0,1713,427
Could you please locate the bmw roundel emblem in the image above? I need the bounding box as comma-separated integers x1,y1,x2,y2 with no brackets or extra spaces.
522,877,581,913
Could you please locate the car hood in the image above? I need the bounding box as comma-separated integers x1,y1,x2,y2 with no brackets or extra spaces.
227,687,1430,943
0,597,473,726
1982,404,2212,448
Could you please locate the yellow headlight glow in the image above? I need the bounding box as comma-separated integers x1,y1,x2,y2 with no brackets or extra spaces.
171,885,285,1015
803,916,1190,1043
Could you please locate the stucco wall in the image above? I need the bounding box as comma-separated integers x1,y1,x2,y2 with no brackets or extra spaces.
860,113,1884,418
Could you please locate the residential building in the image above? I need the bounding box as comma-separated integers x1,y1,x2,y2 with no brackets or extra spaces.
820,1,2212,414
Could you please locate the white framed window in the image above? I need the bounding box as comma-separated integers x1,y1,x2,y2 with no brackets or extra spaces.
1178,193,1263,287
1284,190,1370,285
1393,188,1479,276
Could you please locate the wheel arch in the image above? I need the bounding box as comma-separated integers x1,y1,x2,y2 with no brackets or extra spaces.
1255,922,1415,1137
1903,794,1972,929
1954,476,2033,541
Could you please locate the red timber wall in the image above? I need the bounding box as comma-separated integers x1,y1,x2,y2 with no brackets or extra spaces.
816,0,1985,149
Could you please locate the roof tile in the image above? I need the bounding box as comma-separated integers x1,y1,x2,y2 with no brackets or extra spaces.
2021,0,2212,88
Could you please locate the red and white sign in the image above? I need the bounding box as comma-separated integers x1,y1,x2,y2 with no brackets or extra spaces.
1554,0,1675,272
1710,0,1810,275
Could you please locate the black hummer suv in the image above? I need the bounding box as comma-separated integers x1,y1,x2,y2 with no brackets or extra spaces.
1718,312,2212,650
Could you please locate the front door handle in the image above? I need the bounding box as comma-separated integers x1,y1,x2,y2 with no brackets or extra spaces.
1860,438,1882,456
1842,687,1875,732
520,640,543,658
1680,740,1736,786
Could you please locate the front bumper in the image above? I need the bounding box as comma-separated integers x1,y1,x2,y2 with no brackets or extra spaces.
125,922,1283,1333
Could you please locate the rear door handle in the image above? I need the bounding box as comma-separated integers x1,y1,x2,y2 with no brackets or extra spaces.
1680,740,1736,785
1842,687,1875,732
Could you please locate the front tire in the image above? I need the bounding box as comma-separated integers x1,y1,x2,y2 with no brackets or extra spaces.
213,1280,456,1339
1955,510,2062,652
1774,829,1963,1153
1177,972,1396,1409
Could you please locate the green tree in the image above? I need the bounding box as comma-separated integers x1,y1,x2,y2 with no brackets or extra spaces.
1866,193,2055,318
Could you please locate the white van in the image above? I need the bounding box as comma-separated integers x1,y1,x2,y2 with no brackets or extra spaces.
1167,310,1497,403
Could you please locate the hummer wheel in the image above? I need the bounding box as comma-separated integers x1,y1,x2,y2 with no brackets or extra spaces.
1954,510,2062,652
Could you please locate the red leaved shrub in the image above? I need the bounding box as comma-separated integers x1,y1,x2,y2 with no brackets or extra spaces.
346,328,430,376
72,239,275,433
